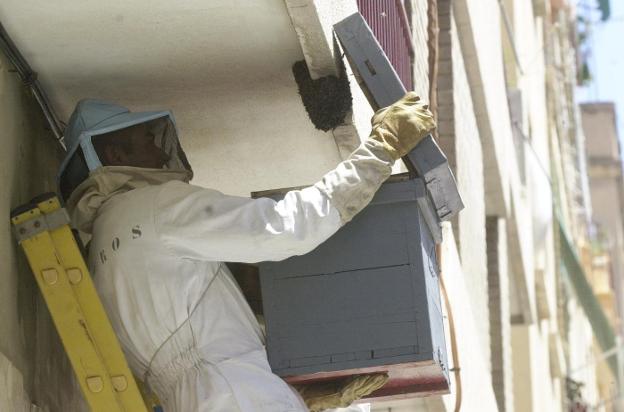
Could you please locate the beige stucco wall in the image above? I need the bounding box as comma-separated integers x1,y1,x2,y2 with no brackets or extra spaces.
372,224,500,412
453,0,512,217
449,14,489,365
453,0,538,330
436,223,499,412
511,322,564,412
0,0,349,199
0,53,86,411
0,351,30,412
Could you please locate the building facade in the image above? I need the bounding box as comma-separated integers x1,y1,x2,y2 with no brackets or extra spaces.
0,0,618,411
581,102,624,410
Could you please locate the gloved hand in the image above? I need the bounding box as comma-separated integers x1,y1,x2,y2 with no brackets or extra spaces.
295,373,389,412
368,92,436,161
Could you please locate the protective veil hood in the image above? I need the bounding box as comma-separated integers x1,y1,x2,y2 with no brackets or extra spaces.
67,166,191,233
57,99,193,203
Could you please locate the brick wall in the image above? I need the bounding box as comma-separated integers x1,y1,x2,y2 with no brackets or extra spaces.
436,0,454,171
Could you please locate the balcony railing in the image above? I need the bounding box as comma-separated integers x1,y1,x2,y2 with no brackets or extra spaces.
357,0,414,91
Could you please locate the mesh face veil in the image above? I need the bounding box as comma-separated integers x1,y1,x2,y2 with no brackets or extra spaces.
147,117,190,172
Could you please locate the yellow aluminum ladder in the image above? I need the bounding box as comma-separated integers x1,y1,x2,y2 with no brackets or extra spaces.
11,193,154,412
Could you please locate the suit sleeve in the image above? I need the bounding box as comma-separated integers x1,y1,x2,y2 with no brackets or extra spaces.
155,140,393,263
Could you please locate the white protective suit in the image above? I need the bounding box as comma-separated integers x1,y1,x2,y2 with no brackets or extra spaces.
69,139,394,411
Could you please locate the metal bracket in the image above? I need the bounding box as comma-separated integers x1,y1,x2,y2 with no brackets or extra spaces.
44,208,70,231
13,208,70,242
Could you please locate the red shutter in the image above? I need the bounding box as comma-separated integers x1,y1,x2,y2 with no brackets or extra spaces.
356,0,414,90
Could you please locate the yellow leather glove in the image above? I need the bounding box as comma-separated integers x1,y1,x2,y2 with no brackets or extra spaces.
368,92,436,161
295,373,389,412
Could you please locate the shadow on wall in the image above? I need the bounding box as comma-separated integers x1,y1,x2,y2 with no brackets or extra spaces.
0,52,87,411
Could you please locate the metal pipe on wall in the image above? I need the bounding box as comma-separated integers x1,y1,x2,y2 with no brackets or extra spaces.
0,21,65,148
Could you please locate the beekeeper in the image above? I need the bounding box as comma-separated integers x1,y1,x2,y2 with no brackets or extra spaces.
57,93,435,412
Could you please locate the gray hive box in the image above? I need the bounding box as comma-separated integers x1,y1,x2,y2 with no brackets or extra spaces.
406,135,464,223
258,177,450,400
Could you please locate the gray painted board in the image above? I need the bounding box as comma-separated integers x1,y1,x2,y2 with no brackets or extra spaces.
332,12,406,109
334,12,464,225
407,136,465,222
